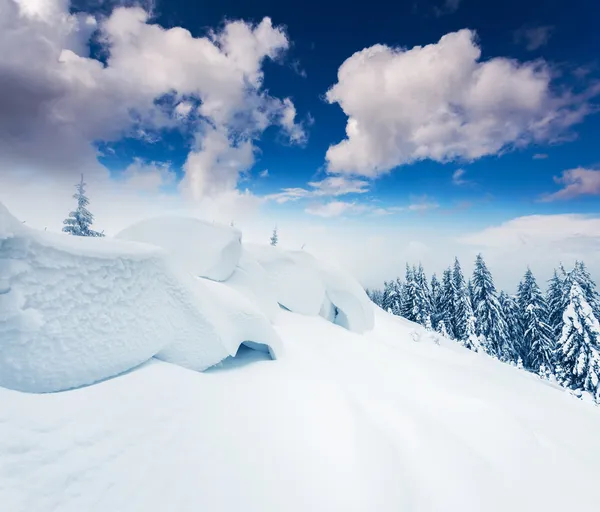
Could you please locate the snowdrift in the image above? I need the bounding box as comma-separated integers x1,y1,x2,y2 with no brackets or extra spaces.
247,244,374,333
155,276,282,371
116,216,242,282
0,204,279,392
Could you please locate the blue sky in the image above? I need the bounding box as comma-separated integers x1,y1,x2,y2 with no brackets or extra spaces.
1,0,599,289
88,0,600,223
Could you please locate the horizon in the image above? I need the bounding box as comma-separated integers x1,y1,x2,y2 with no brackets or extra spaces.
1,0,599,292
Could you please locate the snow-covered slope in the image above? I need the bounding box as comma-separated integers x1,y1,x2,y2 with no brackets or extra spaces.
2,203,600,511
1,308,600,512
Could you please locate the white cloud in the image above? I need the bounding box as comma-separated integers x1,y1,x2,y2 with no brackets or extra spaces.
0,0,304,201
259,169,269,178
305,201,367,218
541,167,600,201
533,153,548,160
174,101,194,118
514,25,554,51
325,29,598,178
267,176,370,203
459,214,600,289
452,168,468,185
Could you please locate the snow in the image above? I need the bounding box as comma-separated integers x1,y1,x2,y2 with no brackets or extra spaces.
155,276,282,371
292,251,374,333
2,308,600,511
223,249,281,323
3,202,600,511
0,204,276,392
116,216,242,282
246,244,326,316
247,244,374,333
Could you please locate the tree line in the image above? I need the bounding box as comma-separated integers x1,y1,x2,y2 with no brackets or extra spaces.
366,256,600,401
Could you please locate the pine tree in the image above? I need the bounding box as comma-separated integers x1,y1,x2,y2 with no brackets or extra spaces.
439,267,456,340
546,268,566,342
381,280,402,314
400,265,418,323
498,291,525,363
556,280,600,399
414,263,432,329
62,174,104,237
517,268,555,375
270,227,278,246
452,258,480,351
573,261,600,318
471,254,510,359
430,273,442,330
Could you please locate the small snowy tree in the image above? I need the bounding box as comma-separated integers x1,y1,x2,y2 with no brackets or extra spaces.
270,227,278,246
452,258,480,351
556,281,600,400
517,268,555,375
62,174,104,237
471,254,511,359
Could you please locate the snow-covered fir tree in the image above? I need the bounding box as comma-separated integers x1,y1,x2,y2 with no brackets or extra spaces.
546,268,566,342
400,265,418,323
498,291,525,363
573,261,600,318
414,263,432,329
517,269,555,375
270,228,278,246
471,254,511,360
430,273,442,330
556,280,600,399
439,267,456,339
381,280,402,314
366,288,383,307
452,258,480,351
62,174,104,237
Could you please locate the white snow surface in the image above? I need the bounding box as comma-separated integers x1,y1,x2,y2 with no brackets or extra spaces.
246,244,374,333
3,204,600,511
246,244,326,316
2,308,600,512
116,216,242,282
155,276,282,370
0,204,278,392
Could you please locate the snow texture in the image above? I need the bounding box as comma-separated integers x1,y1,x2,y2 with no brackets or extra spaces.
0,204,278,392
116,216,242,282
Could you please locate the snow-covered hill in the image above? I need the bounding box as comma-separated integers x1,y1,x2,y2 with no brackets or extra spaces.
1,203,600,511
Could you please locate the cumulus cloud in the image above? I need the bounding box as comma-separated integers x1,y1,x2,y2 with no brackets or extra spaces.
0,0,304,201
325,29,598,178
541,167,600,201
514,25,554,51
